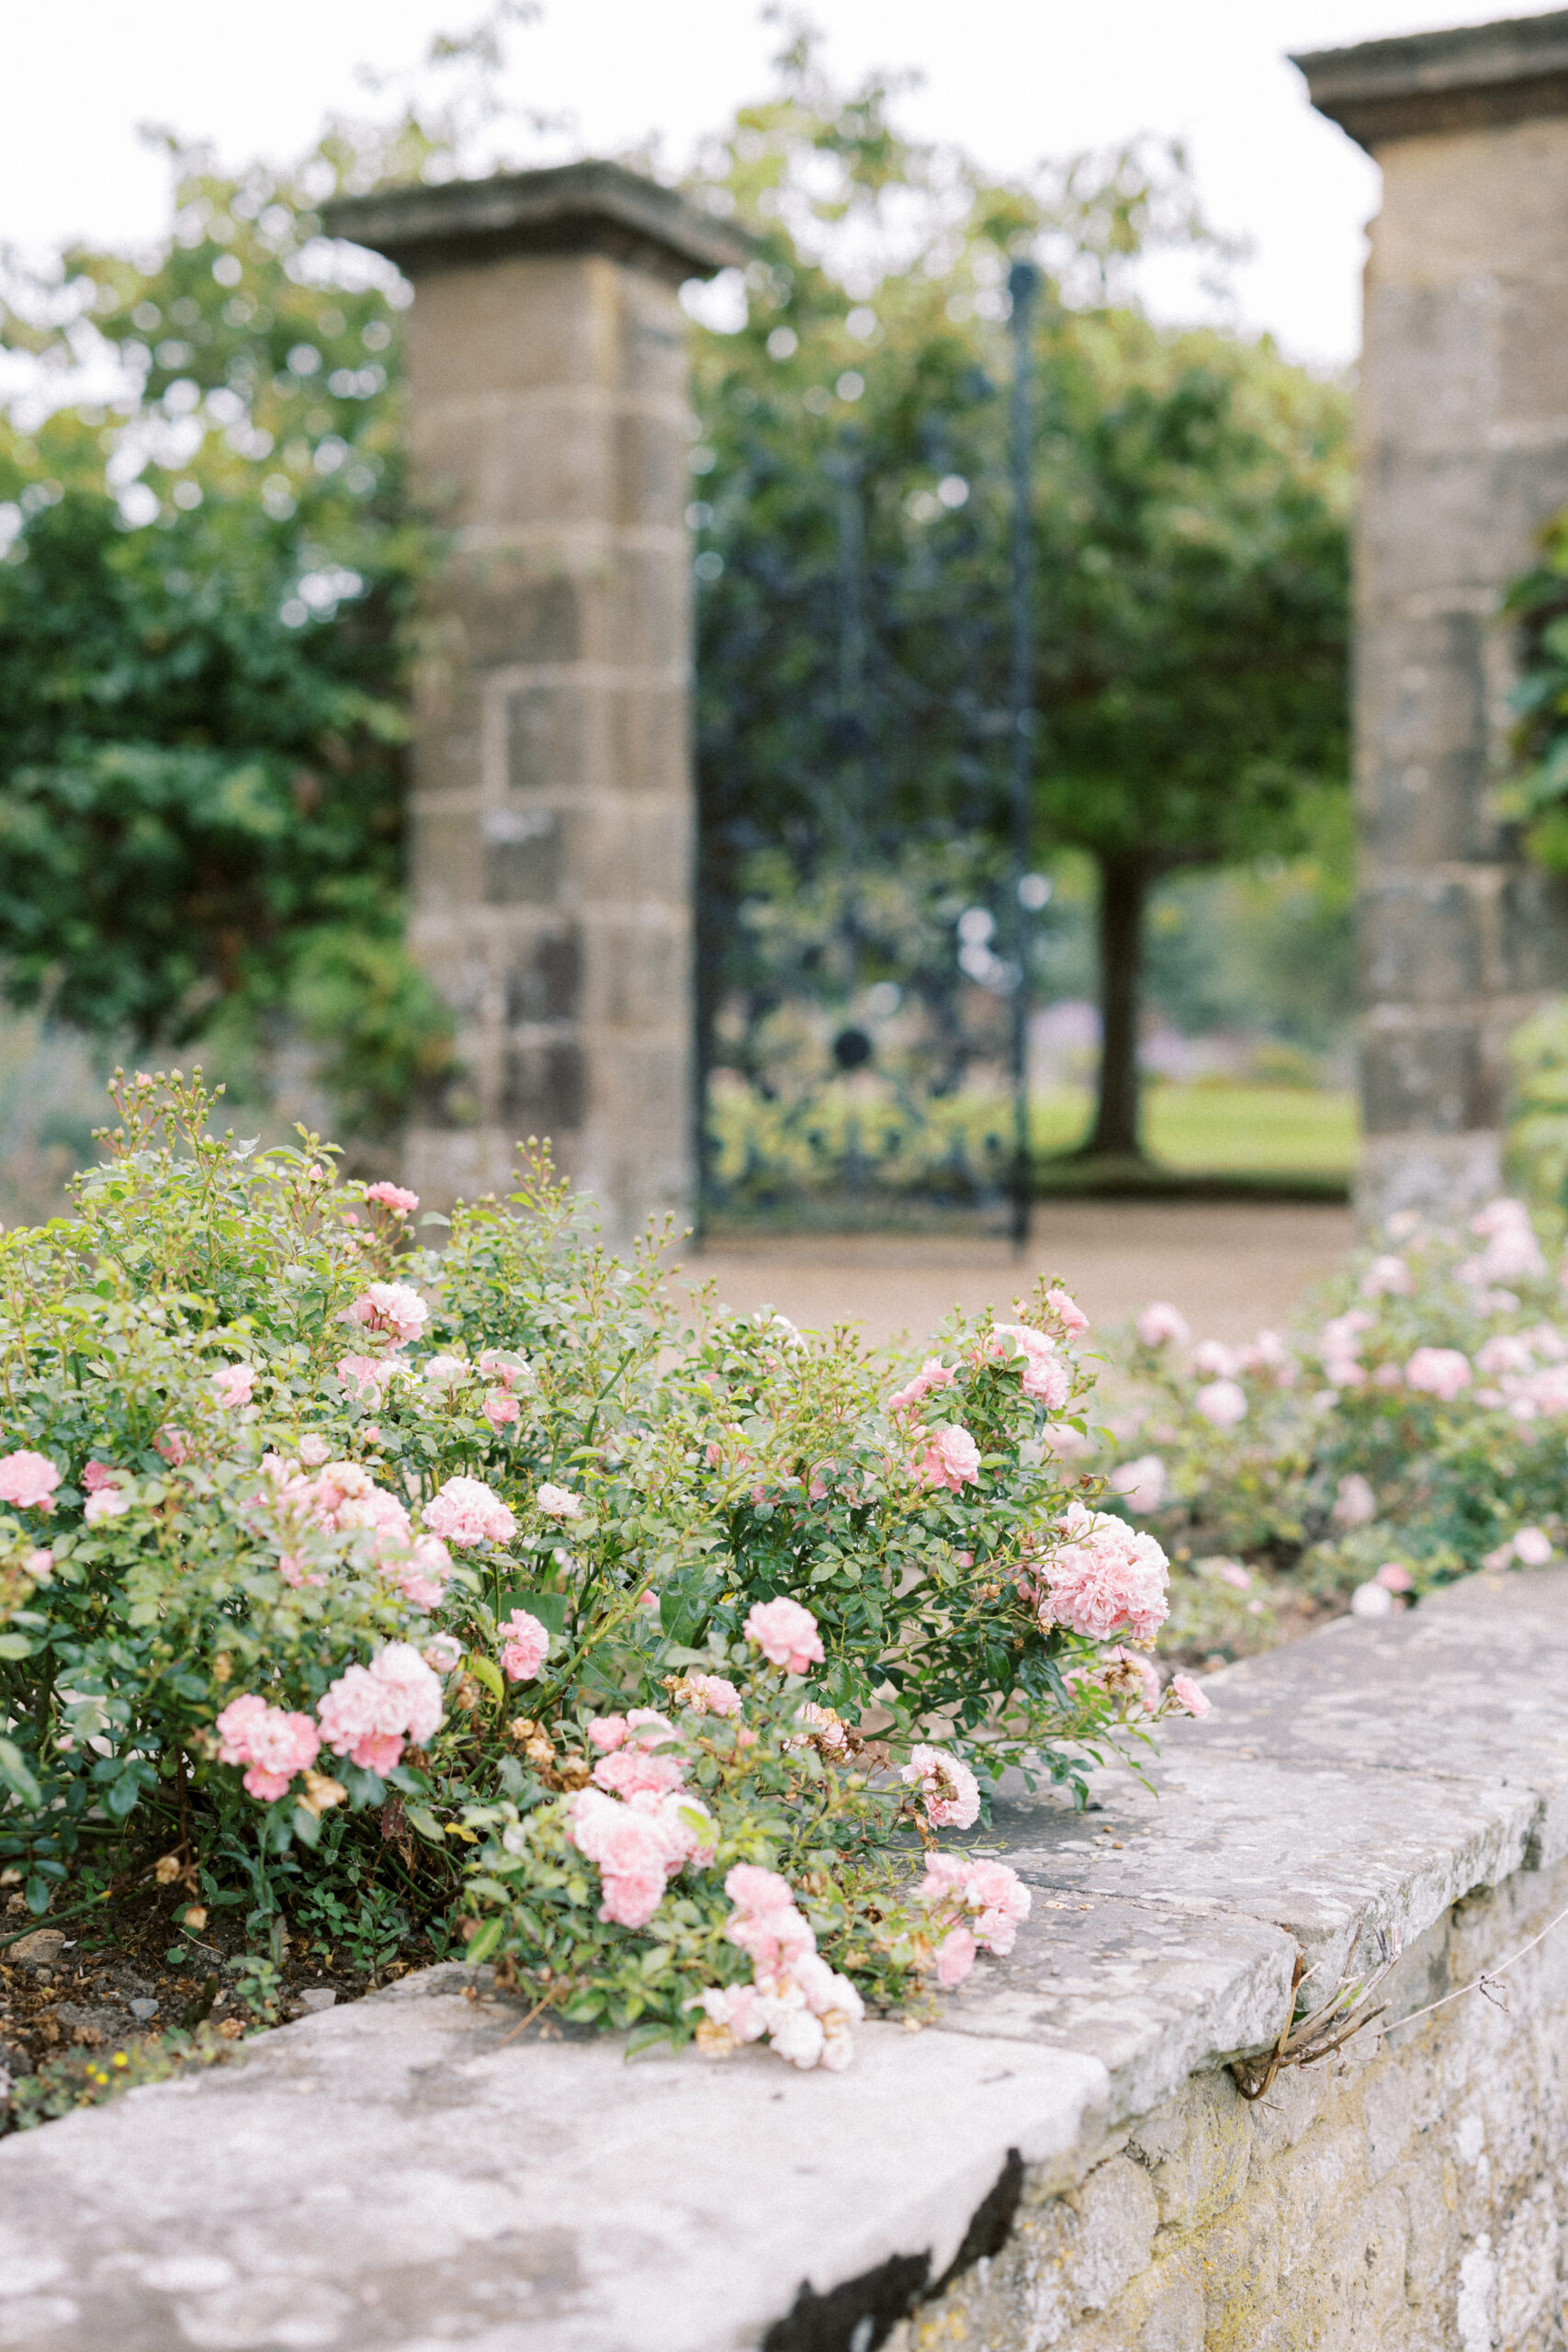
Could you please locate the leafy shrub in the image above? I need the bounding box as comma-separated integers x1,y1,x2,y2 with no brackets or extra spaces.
1094,1194,1568,1621
0,1074,1201,2068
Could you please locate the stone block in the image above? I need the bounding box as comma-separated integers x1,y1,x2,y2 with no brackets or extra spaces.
1358,1126,1504,1224
1497,274,1568,426
504,927,582,1024
410,806,480,911
1359,277,1499,458
413,396,612,531
446,557,581,670
1128,2074,1252,2233
506,684,587,793
1498,865,1568,993
406,253,617,401
1360,878,1485,1008
615,410,689,527
598,543,689,670
1359,1022,1493,1135
607,682,690,795
480,803,564,904
615,272,690,404
501,1039,586,1135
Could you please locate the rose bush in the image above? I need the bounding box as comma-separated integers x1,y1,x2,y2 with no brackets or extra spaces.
1093,1193,1568,1636
0,1072,1203,2065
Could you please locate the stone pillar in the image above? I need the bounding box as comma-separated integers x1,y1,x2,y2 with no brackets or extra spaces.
1296,16,1568,1223
325,164,749,1237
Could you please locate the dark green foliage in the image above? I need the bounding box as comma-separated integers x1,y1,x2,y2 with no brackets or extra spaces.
0,153,451,1135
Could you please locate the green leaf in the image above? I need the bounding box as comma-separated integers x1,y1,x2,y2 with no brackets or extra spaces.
291,1804,321,1848
464,1916,503,1964
0,1740,43,1806
469,1653,506,1706
405,1806,446,1845
0,1634,34,1659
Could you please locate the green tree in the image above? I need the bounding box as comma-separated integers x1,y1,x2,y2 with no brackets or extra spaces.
1032,316,1351,1155
0,145,461,1143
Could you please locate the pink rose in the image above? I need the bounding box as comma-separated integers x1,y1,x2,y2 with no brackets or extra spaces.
154,1427,189,1466
82,1461,120,1494
901,1742,981,1830
588,1715,629,1752
0,1450,61,1511
1135,1302,1189,1349
592,1748,685,1800
1375,1560,1416,1591
365,1182,419,1216
935,1928,977,1988
1170,1673,1212,1718
316,1642,444,1770
423,1476,515,1548
215,1693,321,1803
887,1358,956,1414
536,1482,584,1519
1194,1379,1247,1429
1041,1503,1169,1642
1109,1454,1166,1514
498,1608,551,1682
1044,1286,1089,1337
1331,1475,1377,1528
343,1281,428,1350
989,1326,1070,1408
1359,1253,1412,1299
337,1354,397,1401
725,1863,795,1916
24,1548,53,1579
1512,1526,1552,1566
917,1423,982,1491
84,1487,130,1524
484,1390,521,1430
210,1363,255,1409
682,1672,742,1717
1405,1347,1472,1403
744,1597,825,1675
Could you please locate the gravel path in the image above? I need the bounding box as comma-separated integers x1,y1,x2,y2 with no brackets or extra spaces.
676,1202,1355,1352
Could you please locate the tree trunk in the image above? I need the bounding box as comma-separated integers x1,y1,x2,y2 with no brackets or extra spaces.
1084,852,1151,1159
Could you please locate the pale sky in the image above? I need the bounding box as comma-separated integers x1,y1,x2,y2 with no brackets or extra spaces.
2,2,1562,367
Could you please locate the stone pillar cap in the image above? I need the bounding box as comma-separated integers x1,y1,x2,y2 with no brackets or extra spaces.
1293,8,1568,149
323,158,755,285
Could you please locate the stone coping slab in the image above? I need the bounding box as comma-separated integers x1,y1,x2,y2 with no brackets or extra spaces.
4,1568,1564,2351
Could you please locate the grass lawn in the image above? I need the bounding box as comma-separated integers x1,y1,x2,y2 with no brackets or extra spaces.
1032,1085,1359,1175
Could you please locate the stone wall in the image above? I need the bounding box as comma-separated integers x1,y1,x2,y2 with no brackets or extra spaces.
8,1566,1568,2352
1296,16,1568,1225
325,166,749,1239
894,1860,1568,2352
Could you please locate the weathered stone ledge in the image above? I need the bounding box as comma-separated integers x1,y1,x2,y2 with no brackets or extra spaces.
5,1566,1568,2352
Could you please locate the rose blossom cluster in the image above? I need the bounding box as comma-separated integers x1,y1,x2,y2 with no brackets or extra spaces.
316,1642,445,1775
215,1693,321,1801
343,1280,429,1351
916,1852,1032,1988
987,1323,1071,1408
258,1453,454,1609
695,1864,864,2071
900,1742,981,1830
568,1713,716,1928
364,1182,419,1216
1460,1197,1545,1296
498,1608,551,1682
1035,1501,1170,1644
217,1641,444,1800
423,1474,516,1548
